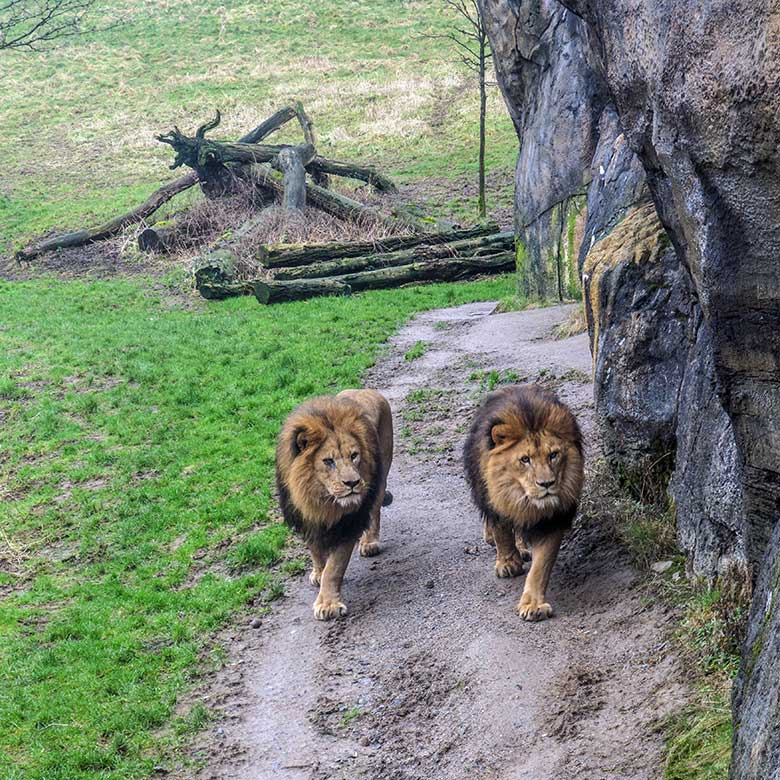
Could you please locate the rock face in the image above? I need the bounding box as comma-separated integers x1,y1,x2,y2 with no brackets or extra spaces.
732,520,780,779
480,0,605,301
482,1,780,775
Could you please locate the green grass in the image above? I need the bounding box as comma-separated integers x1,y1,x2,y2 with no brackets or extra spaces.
403,340,429,361
665,689,733,780
0,0,517,251
0,274,513,779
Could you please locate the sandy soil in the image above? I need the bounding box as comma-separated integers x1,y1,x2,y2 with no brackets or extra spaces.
191,301,686,780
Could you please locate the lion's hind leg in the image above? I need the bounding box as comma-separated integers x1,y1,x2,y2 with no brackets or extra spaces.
359,485,384,558
492,520,525,578
309,545,326,586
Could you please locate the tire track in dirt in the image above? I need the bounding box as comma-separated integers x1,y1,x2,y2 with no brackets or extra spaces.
195,302,687,780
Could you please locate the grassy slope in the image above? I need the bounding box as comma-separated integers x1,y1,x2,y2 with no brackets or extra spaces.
0,0,517,251
0,274,515,779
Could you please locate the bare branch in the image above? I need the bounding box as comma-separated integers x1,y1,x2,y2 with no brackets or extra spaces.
0,0,97,50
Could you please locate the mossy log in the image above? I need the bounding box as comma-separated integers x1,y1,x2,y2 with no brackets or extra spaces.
253,252,514,304
254,277,352,304
192,250,254,299
273,231,514,279
259,222,501,267
138,224,179,253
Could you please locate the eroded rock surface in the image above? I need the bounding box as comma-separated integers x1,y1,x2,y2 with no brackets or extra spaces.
482,1,780,775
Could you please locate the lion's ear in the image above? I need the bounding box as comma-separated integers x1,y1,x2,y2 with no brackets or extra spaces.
490,423,513,448
294,426,320,455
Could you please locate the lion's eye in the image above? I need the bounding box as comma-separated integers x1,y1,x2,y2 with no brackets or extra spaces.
350,452,359,461
520,455,531,464
323,458,336,468
549,451,559,461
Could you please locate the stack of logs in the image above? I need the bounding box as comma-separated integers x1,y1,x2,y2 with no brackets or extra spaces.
192,222,515,304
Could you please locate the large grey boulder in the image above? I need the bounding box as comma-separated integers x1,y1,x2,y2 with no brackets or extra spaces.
555,0,780,570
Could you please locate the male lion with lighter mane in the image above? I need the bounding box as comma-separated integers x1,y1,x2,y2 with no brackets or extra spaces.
276,389,393,621
463,384,584,621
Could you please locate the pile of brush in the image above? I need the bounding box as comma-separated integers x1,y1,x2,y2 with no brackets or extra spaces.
17,104,513,303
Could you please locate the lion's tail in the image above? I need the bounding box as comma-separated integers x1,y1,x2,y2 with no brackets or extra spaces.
382,490,393,507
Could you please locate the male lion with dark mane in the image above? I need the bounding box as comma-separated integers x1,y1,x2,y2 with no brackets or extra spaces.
276,389,393,621
463,384,583,621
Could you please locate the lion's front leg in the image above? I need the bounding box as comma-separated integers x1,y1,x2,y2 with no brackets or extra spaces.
359,486,383,557
492,520,525,578
517,529,564,621
313,539,355,621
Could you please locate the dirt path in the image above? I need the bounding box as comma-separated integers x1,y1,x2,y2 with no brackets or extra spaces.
196,302,686,780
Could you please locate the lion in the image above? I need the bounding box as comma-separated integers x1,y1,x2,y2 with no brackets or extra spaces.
463,384,584,621
276,389,393,621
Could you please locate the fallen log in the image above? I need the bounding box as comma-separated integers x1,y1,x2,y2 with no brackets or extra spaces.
192,250,256,299
158,121,397,193
17,172,199,261
17,109,299,262
273,231,514,279
254,277,352,304
239,106,297,144
259,222,501,267
253,252,514,304
138,223,178,253
248,164,419,232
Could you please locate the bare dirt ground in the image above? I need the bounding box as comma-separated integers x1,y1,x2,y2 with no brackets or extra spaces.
192,301,687,780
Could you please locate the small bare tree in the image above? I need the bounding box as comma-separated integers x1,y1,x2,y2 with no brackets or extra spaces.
427,0,491,218
0,0,96,50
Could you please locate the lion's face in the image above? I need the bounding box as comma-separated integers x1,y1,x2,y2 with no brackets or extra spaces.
277,398,378,525
303,428,369,511
486,427,576,513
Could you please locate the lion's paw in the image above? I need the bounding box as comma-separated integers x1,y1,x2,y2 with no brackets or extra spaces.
359,540,381,557
495,555,524,578
517,596,553,622
313,598,348,621
309,569,322,586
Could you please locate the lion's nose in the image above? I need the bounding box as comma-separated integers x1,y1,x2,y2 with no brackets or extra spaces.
343,478,360,489
536,479,556,489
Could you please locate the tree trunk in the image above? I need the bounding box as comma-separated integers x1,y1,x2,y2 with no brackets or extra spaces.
239,106,297,143
259,222,501,267
308,157,396,192
275,147,309,211
478,42,487,219
272,231,513,279
158,132,397,193
192,250,255,299
253,252,514,304
138,224,178,253
254,277,352,304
